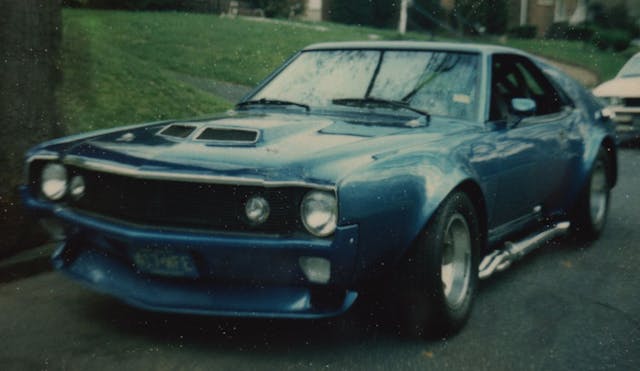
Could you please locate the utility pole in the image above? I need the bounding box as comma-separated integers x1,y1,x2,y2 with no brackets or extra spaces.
398,0,408,34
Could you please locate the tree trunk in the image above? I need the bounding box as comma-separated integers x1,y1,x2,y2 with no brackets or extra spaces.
0,0,62,257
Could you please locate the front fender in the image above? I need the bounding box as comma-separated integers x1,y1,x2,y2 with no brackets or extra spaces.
337,152,474,282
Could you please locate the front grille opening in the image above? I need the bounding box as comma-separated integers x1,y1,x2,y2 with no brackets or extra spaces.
67,167,304,234
624,98,640,107
196,128,258,142
159,124,197,138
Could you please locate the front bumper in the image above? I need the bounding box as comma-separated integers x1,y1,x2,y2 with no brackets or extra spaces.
23,187,360,318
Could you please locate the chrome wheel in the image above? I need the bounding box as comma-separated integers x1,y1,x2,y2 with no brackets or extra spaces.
590,161,608,228
441,213,472,309
399,192,479,336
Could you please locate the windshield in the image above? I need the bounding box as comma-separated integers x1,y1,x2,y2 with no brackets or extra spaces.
251,49,480,121
618,54,640,78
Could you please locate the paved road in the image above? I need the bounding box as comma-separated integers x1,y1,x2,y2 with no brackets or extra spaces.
2,150,640,371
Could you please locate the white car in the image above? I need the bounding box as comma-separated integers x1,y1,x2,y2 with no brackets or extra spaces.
593,52,640,142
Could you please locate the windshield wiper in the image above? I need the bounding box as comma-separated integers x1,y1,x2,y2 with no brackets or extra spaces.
332,97,430,121
236,98,310,112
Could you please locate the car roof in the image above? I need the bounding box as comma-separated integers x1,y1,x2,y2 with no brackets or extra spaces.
303,40,524,56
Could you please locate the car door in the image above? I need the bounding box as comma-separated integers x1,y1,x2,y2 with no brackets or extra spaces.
488,54,577,234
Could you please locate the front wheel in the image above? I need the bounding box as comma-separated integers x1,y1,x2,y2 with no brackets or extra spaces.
398,191,481,337
571,148,611,240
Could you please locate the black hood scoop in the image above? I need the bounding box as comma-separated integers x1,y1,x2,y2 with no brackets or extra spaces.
158,124,198,138
195,127,259,143
157,123,260,144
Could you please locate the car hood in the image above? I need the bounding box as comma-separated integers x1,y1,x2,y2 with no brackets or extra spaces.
55,112,471,185
593,76,640,98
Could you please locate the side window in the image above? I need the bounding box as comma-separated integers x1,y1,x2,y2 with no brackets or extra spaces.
490,55,567,121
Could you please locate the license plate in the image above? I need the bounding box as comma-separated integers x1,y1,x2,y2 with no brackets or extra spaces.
131,247,198,278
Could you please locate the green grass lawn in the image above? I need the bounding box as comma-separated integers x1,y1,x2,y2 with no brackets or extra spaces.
59,8,634,134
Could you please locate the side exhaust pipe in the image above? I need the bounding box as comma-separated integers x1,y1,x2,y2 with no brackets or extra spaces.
479,221,571,280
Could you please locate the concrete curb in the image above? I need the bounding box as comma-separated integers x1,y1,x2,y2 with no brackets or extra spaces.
0,243,57,283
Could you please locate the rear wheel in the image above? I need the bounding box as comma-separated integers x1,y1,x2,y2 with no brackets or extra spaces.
572,148,610,240
398,191,480,337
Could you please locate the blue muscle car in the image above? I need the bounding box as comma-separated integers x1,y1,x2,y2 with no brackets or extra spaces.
22,41,617,336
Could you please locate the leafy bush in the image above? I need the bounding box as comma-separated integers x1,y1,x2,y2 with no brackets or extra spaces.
567,25,593,41
590,2,640,38
409,0,444,32
508,25,537,39
248,0,305,18
63,0,306,17
545,22,566,40
592,28,632,52
327,0,398,28
62,0,88,6
63,0,195,11
545,22,593,41
546,22,630,52
451,0,508,35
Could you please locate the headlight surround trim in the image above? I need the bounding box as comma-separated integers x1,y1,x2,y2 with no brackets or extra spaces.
300,190,338,237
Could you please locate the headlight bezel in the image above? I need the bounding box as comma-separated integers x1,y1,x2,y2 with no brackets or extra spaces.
300,190,338,237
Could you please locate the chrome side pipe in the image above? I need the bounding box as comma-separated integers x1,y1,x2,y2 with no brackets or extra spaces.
479,221,571,280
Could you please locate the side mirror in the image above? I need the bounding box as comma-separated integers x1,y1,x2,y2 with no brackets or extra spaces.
508,98,536,128
510,98,536,116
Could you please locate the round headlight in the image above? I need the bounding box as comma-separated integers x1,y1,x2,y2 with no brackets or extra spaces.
69,175,86,200
245,195,270,225
300,191,337,237
41,163,68,201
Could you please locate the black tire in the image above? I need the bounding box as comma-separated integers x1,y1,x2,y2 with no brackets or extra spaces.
397,191,480,337
571,148,611,241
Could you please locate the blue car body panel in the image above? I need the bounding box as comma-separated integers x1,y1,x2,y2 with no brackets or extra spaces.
22,41,617,318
